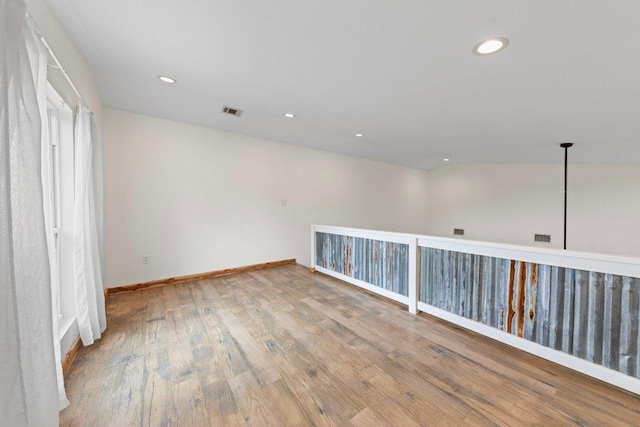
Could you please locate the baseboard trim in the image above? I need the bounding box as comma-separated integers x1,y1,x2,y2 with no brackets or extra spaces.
417,301,640,395
106,259,297,296
62,337,81,378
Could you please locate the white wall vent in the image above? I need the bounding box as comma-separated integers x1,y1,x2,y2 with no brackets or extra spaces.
535,234,551,243
221,106,244,117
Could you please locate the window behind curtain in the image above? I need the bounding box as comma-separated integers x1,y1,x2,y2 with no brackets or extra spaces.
46,83,76,334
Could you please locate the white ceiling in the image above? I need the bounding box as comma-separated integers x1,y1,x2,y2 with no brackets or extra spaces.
48,0,640,170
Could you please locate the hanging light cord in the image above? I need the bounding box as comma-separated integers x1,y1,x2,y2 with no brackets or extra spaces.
560,142,574,250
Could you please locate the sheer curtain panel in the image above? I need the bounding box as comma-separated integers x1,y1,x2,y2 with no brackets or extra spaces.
73,105,106,345
1,0,64,424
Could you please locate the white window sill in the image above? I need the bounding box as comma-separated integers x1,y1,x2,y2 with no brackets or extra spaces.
59,315,75,337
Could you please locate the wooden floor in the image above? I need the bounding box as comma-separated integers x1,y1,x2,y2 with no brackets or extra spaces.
61,264,640,426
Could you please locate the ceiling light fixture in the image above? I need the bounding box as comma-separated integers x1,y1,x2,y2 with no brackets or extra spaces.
443,158,450,162
158,75,176,83
355,133,364,137
284,113,295,118
473,37,509,55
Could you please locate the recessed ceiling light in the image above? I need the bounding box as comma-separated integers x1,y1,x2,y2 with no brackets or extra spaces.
443,158,450,162
355,133,364,137
284,113,295,118
473,37,509,55
158,75,176,83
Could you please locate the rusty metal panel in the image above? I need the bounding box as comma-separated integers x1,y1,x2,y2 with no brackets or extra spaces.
419,247,640,378
315,232,409,296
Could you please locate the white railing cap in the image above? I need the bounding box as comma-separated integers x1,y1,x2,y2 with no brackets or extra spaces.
312,224,640,278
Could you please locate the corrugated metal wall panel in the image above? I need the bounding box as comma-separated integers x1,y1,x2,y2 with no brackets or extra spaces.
315,232,409,296
419,247,640,378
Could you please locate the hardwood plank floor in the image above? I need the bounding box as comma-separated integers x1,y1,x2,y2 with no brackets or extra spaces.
60,264,640,426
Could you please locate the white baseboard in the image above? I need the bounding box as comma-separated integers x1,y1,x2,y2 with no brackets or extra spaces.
315,265,409,306
417,301,640,395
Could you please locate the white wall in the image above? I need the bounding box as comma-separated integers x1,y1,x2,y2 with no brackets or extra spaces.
103,109,431,288
567,165,640,257
427,163,640,258
103,109,640,291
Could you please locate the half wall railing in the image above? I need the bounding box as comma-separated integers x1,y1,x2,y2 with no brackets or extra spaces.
312,225,640,395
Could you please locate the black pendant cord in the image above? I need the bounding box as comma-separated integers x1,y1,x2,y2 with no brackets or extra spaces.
560,143,573,250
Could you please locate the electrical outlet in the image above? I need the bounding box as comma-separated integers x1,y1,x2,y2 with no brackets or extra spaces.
281,199,287,206
142,256,150,264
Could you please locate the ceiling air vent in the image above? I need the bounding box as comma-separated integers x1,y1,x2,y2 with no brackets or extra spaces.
535,234,551,243
454,228,464,236
221,105,244,117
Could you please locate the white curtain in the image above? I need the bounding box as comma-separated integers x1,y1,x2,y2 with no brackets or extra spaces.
1,0,65,425
73,105,106,345
35,29,69,418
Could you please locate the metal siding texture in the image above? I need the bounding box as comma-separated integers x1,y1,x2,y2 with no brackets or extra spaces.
315,232,409,296
419,247,640,378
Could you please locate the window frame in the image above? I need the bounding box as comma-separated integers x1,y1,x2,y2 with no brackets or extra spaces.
46,83,76,337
